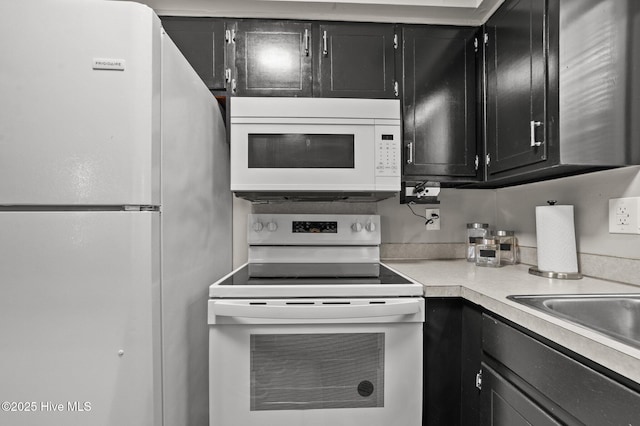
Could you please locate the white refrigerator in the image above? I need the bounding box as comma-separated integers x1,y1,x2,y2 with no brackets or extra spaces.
0,1,231,425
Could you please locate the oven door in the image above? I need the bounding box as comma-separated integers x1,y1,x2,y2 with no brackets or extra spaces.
230,119,378,192
208,298,424,426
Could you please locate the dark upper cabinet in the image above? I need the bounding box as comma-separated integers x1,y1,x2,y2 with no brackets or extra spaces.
316,23,396,98
233,20,313,97
231,20,396,98
160,17,227,90
484,0,546,177
480,0,640,187
402,26,480,182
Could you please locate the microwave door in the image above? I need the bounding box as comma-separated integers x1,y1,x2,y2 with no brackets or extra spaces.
231,123,376,192
247,133,355,169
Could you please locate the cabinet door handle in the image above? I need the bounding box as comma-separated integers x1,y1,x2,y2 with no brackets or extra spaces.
530,120,543,147
322,30,328,56
225,28,235,44
406,142,413,164
304,29,310,56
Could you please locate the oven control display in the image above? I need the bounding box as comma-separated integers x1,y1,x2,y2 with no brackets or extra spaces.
292,221,338,233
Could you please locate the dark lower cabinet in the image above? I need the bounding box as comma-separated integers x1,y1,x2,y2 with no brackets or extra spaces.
423,298,482,426
317,23,396,98
402,26,480,182
481,313,640,426
160,17,227,90
479,364,562,426
424,300,640,426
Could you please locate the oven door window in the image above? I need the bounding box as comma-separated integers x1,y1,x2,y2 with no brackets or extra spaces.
247,134,355,168
250,333,384,411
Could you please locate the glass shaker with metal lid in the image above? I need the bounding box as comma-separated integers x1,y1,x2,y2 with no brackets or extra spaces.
495,230,517,265
466,223,490,262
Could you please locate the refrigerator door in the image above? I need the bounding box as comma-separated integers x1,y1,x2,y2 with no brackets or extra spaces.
0,211,161,426
0,1,161,206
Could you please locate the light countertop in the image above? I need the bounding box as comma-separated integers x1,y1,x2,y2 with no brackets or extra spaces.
384,259,640,386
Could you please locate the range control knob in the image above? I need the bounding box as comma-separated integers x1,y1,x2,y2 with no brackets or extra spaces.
253,222,264,232
351,222,363,232
365,222,376,232
266,222,278,232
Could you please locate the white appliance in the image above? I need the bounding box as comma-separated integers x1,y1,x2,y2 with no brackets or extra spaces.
208,214,424,426
230,97,402,202
0,2,231,426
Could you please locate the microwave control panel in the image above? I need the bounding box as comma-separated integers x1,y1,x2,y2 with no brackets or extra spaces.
375,128,401,177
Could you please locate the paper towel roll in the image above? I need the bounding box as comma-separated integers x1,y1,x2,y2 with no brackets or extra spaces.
535,204,579,274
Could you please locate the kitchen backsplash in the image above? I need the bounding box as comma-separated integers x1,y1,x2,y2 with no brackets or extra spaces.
382,243,640,287
519,246,640,287
381,243,465,260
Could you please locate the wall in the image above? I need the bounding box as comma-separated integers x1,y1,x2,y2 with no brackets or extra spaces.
495,166,640,285
232,188,497,266
496,166,640,260
378,188,496,243
379,166,640,266
377,188,496,260
233,166,640,284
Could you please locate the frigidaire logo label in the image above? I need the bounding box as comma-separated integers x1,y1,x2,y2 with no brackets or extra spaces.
92,58,125,71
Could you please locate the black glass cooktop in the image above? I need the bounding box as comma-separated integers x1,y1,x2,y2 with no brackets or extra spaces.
217,264,412,286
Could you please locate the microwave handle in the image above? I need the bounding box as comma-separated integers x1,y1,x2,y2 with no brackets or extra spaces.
211,299,421,320
406,142,413,164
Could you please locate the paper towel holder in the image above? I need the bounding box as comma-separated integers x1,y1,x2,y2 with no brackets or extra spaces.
528,266,582,279
529,199,583,279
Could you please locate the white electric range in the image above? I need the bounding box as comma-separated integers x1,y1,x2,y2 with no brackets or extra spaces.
208,214,424,426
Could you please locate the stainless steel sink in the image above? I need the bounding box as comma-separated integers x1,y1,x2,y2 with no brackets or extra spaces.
507,294,640,349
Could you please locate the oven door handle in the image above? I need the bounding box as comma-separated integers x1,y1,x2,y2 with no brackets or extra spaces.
211,299,422,320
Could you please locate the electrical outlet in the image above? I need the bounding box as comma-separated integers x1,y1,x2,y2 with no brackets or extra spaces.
609,197,640,234
425,208,440,231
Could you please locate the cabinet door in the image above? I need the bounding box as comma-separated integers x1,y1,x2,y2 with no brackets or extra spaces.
483,313,640,425
317,23,396,98
480,364,562,426
485,0,546,176
234,20,312,97
402,26,479,180
161,17,226,90
423,299,483,426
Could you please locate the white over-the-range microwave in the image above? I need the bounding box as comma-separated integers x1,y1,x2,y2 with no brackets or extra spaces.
230,97,401,202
